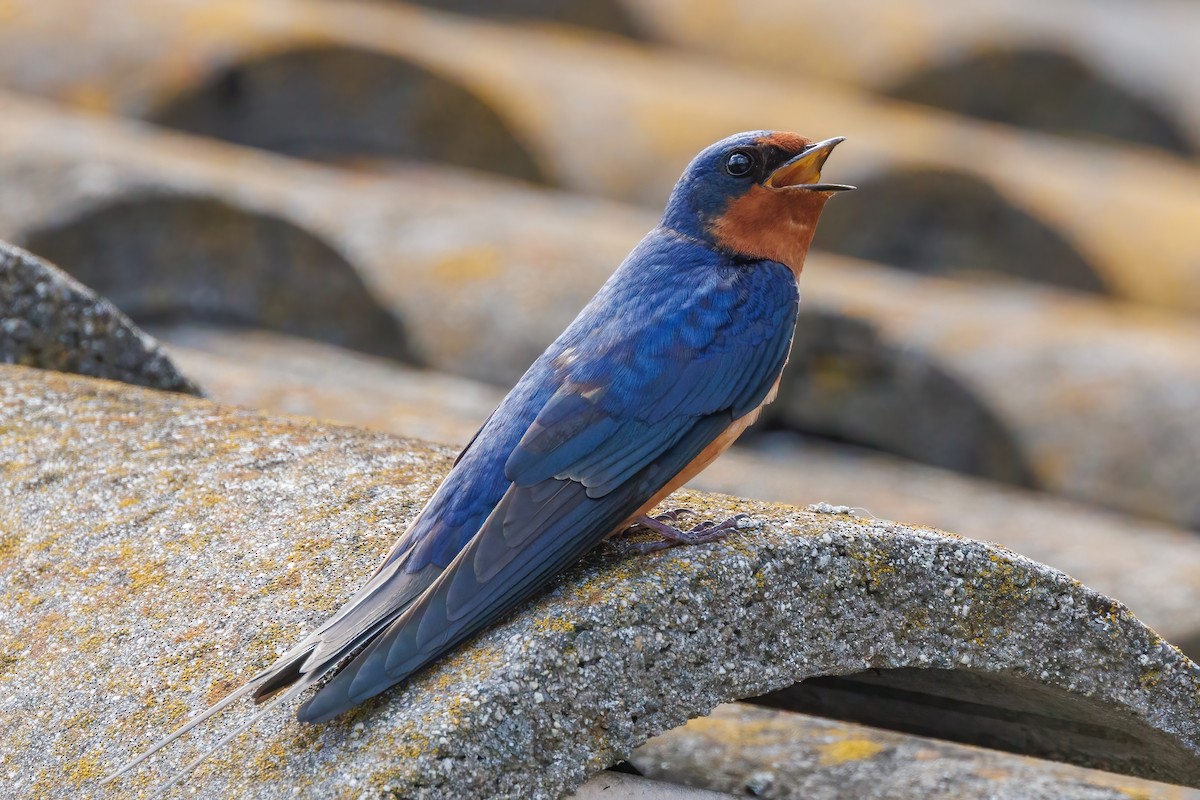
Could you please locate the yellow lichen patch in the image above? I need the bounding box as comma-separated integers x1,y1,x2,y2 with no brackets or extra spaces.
955,551,1039,640
676,713,789,748
23,611,71,660
751,566,769,592
246,736,291,782
175,643,226,686
117,541,168,594
368,758,426,793
533,612,575,636
0,531,17,564
431,246,504,284
567,561,639,607
850,546,898,589
204,673,246,706
64,750,106,786
816,737,887,766
76,630,109,655
245,621,302,667
266,567,303,594
287,533,338,560
165,525,215,555
425,638,506,698
124,690,194,733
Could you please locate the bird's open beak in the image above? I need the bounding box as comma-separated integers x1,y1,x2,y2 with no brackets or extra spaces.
765,137,855,192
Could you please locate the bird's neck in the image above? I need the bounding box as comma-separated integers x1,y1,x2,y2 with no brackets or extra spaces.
653,225,711,251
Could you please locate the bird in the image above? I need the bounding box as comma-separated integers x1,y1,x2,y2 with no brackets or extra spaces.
105,130,851,793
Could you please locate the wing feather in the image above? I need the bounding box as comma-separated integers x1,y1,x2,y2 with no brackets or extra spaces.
297,258,800,723
297,413,735,724
106,220,804,793
508,278,795,495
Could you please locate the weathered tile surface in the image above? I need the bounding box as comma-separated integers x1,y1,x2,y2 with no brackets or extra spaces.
1,366,1198,798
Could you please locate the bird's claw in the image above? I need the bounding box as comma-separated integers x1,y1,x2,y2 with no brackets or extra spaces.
618,512,750,555
653,507,695,524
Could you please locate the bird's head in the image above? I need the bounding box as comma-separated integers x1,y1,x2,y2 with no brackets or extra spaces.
661,131,853,275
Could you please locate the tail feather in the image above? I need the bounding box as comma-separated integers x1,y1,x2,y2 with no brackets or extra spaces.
100,679,259,785
250,646,314,703
102,521,443,792
102,563,433,791
101,645,327,793
143,680,313,800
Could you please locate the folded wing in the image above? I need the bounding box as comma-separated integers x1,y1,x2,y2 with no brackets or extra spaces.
299,258,799,722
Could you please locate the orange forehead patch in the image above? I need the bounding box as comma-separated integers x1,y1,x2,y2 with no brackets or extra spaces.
755,132,811,153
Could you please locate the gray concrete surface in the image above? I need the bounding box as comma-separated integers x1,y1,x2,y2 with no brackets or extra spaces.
0,240,198,394
2,366,1199,798
571,772,736,799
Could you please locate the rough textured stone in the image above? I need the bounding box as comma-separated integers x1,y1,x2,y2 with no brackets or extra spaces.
704,439,1200,659
2,366,1199,799
572,772,735,799
158,325,1200,655
4,98,1200,523
632,704,1200,800
4,4,1200,303
0,240,198,394
623,0,1200,155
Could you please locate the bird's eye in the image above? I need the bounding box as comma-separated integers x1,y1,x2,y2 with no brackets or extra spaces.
725,150,756,177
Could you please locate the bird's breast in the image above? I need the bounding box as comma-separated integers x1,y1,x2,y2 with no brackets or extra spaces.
623,371,785,526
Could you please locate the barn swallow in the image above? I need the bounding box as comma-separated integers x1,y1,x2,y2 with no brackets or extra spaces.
106,130,850,792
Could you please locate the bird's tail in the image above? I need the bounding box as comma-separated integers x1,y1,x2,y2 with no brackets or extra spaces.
100,640,327,796
101,538,436,793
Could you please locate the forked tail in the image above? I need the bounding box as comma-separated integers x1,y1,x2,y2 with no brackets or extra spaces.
101,541,435,794
100,643,323,797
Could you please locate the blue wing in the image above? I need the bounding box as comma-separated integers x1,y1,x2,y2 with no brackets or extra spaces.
505,250,796,496
294,232,799,722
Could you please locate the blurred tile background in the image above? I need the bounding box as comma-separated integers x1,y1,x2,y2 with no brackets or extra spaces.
2,1,1198,796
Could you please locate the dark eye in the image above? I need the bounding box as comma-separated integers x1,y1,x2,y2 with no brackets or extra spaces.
725,150,756,177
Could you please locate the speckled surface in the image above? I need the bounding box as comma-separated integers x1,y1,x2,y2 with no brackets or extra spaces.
0,241,198,394
1,366,1198,799
633,704,1200,800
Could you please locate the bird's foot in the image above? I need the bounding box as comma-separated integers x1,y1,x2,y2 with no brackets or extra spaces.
650,507,695,524
619,511,750,555
619,507,695,539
